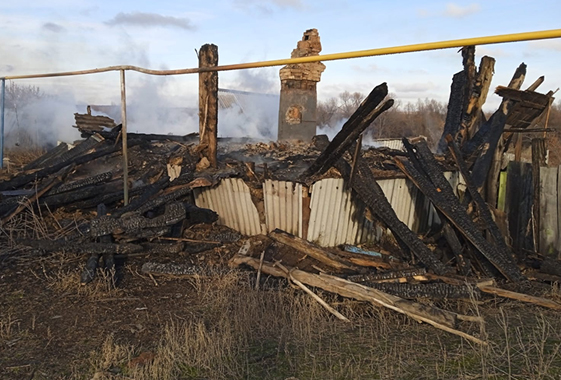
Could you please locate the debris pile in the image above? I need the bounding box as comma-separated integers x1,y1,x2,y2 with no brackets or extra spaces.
1,48,561,345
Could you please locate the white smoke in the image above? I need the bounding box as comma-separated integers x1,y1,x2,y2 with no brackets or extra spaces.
316,118,346,141
4,91,81,147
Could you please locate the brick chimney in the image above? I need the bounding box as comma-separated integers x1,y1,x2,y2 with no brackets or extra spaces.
277,29,325,141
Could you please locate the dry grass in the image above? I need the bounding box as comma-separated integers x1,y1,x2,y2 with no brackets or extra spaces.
81,272,561,380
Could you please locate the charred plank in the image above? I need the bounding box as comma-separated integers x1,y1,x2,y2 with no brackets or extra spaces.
302,83,391,178
394,155,524,282
336,156,450,275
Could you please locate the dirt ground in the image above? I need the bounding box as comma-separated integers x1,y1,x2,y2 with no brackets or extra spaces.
2,238,561,380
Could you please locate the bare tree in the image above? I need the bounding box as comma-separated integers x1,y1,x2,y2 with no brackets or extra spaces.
5,83,45,146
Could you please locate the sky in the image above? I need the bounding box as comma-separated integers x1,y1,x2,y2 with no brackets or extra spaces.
1,0,561,139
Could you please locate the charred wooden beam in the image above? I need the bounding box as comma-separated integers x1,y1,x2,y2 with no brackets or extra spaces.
20,240,143,255
446,135,515,267
442,223,472,276
44,134,105,169
302,83,391,178
90,202,186,238
131,185,193,216
532,137,547,250
472,64,527,204
347,267,427,283
82,204,112,284
336,155,450,275
1,166,70,223
0,140,132,191
437,70,468,153
394,153,524,282
111,175,171,218
437,47,476,153
126,132,199,144
505,161,535,257
368,282,479,300
141,242,185,255
40,184,107,209
118,226,171,241
463,63,527,157
47,172,113,196
465,56,495,141
23,143,69,171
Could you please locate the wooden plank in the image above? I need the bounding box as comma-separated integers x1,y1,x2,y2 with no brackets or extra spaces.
465,55,495,141
478,285,561,311
497,171,508,212
532,138,547,247
505,162,534,256
269,228,356,271
231,255,486,345
539,166,559,256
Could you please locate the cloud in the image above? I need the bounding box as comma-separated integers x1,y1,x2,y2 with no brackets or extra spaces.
528,39,561,52
1,64,15,73
392,82,437,93
105,12,196,30
351,63,388,73
417,3,480,18
42,22,66,33
234,0,304,14
444,3,481,18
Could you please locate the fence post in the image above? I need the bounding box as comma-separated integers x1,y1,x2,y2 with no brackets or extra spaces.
198,44,218,168
1,78,5,169
120,69,129,205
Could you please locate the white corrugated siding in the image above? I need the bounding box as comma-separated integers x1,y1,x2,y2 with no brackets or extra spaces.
307,178,375,246
193,172,465,246
263,180,303,237
193,178,263,236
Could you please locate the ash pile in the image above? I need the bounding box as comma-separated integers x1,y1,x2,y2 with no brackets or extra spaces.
1,48,561,344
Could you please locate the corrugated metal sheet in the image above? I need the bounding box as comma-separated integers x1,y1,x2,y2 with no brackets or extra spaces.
194,171,467,246
193,178,263,236
263,180,302,237
307,178,375,246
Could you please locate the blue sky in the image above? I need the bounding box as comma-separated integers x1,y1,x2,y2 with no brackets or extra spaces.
1,0,560,129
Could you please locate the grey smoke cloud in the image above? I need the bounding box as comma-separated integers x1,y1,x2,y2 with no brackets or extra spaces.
42,22,66,33
105,12,196,30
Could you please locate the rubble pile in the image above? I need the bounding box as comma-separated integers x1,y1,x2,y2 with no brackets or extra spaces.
1,48,561,344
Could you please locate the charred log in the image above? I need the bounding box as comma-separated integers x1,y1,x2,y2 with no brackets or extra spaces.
394,150,524,282
336,155,450,275
48,172,113,196
90,202,187,238
302,83,391,178
368,282,479,300
347,267,427,283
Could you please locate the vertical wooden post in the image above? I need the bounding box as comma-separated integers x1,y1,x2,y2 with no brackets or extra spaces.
120,69,129,205
532,137,546,250
198,44,218,168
